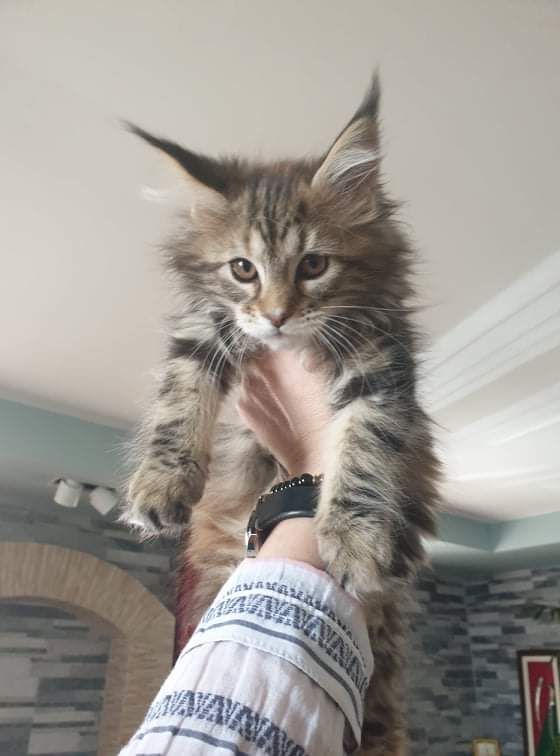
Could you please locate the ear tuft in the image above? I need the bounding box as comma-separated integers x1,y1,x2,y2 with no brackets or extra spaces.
124,122,231,197
311,73,382,224
353,71,381,123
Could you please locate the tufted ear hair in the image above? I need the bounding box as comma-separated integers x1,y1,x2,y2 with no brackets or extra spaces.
125,122,237,206
312,74,381,225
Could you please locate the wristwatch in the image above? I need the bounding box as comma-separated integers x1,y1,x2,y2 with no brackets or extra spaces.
245,473,323,557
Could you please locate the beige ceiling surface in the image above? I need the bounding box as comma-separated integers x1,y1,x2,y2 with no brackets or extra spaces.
1,0,559,520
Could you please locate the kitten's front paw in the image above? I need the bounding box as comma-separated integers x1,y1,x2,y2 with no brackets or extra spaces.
123,457,207,536
315,511,386,598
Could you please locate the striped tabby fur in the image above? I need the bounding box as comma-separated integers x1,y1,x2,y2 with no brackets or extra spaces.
124,76,440,755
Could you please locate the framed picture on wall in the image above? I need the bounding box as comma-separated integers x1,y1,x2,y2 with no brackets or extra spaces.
518,650,560,756
472,739,501,756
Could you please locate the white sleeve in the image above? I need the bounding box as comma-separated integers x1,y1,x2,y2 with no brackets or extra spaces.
119,558,374,756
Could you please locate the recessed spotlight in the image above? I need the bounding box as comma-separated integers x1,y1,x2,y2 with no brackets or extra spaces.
89,487,118,516
52,478,83,508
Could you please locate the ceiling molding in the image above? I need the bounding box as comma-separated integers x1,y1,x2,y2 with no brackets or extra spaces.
440,380,560,505
450,381,560,446
423,249,560,412
426,511,560,574
444,466,559,486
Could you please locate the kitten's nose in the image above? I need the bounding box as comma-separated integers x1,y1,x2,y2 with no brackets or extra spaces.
264,310,288,329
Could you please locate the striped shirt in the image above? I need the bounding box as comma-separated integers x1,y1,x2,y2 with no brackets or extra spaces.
119,559,374,755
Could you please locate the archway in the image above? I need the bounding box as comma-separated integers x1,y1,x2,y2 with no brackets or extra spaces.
0,542,174,755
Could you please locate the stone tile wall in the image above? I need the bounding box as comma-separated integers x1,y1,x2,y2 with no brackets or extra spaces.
408,573,478,755
0,601,110,756
408,565,560,755
0,493,176,755
466,566,560,755
0,492,177,609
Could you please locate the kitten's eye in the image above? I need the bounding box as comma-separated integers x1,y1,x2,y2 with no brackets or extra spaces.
230,258,258,283
296,254,329,281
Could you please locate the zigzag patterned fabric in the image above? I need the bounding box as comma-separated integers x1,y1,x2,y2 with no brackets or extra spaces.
119,559,373,755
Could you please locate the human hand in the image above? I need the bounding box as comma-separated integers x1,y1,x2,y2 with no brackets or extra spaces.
236,350,331,477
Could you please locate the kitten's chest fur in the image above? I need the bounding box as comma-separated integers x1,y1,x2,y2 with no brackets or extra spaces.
186,383,280,614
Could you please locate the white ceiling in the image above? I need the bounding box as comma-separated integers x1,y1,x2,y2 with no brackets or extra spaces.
1,0,559,521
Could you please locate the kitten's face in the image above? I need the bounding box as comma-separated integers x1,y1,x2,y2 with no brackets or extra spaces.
192,170,390,355
131,76,409,354
216,186,343,351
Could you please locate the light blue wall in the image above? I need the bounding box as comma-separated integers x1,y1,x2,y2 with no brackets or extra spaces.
427,511,560,573
1,397,559,573
0,398,127,490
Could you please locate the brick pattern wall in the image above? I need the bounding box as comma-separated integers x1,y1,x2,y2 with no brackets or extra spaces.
0,601,109,756
408,574,478,756
407,566,560,755
0,493,177,609
0,494,176,755
466,566,560,755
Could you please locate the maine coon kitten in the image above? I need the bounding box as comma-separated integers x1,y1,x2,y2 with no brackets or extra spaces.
123,77,440,755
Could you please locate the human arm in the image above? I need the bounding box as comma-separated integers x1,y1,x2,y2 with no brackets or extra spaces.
119,352,373,755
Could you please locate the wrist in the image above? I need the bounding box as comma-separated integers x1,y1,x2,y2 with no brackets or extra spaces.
247,473,323,563
256,518,324,570
286,453,324,478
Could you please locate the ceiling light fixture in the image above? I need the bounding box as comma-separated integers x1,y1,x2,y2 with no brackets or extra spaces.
51,478,118,515
89,486,119,515
52,478,83,508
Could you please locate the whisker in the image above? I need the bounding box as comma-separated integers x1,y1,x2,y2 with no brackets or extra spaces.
321,314,374,338
322,311,414,364
369,323,414,362
235,331,253,369
200,320,240,379
311,325,344,371
318,313,372,348
319,304,413,314
319,320,364,370
318,316,401,395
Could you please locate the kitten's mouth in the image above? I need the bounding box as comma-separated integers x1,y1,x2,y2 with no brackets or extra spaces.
236,318,305,349
262,330,308,352
263,331,287,350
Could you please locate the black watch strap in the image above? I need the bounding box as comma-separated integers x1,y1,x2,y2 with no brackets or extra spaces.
245,475,322,557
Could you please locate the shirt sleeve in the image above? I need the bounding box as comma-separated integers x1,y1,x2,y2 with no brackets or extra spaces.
119,558,374,756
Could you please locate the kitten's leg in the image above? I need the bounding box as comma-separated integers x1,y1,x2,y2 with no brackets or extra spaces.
185,419,278,624
124,346,234,534
314,389,438,597
358,592,411,756
314,379,436,755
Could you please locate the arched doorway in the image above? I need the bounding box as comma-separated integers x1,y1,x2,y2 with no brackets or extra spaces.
0,542,174,755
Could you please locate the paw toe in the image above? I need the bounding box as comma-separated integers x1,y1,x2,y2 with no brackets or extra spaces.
123,458,204,537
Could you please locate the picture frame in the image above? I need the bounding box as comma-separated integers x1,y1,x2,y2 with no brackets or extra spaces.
517,649,560,756
472,738,501,756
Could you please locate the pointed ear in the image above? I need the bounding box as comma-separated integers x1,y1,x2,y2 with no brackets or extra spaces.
125,122,232,206
312,74,381,224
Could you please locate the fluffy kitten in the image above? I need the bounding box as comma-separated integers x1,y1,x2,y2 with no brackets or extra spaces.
124,77,440,755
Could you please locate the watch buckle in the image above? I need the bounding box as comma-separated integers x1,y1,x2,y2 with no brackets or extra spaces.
245,510,259,558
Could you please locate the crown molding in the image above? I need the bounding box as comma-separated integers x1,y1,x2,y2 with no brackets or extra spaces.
450,381,560,446
423,249,560,412
426,511,560,574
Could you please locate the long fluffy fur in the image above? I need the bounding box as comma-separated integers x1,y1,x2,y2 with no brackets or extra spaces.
123,76,440,755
